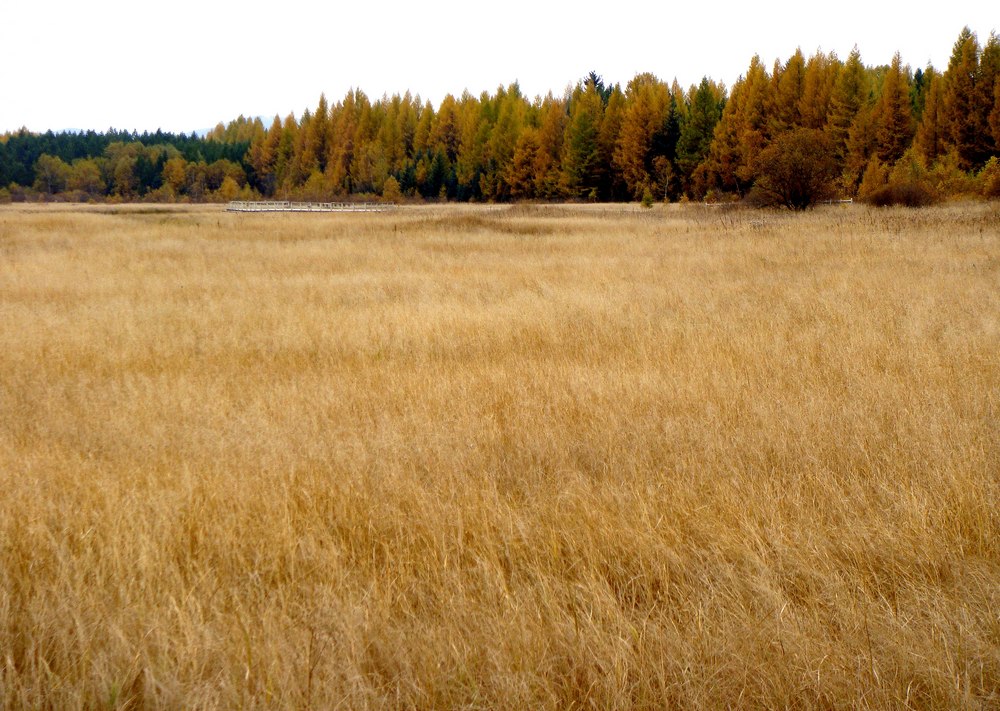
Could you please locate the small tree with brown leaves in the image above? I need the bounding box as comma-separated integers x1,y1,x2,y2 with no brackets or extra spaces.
751,128,837,209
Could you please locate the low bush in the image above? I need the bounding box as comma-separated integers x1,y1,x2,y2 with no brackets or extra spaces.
928,151,980,197
860,150,939,207
751,128,837,209
863,181,938,207
980,157,1000,198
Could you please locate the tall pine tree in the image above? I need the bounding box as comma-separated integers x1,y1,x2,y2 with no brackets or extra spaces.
770,48,806,134
707,55,772,195
799,51,841,130
915,69,946,163
562,77,606,199
872,53,914,164
826,47,869,168
676,77,723,195
941,27,983,168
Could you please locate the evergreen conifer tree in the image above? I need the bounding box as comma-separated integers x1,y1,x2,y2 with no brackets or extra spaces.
676,78,723,192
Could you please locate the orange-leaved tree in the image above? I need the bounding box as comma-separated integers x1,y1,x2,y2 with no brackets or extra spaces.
872,53,915,164
752,128,837,209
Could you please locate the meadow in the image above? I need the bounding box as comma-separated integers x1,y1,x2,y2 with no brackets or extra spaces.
1,201,998,709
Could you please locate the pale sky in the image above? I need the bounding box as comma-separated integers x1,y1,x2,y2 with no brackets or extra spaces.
1,0,995,134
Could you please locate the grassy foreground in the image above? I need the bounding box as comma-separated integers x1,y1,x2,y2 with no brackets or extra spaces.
1,202,998,709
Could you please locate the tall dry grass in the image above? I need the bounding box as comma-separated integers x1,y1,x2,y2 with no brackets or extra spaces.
1,202,998,709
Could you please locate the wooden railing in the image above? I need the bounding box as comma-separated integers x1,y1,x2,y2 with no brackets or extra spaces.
226,201,394,213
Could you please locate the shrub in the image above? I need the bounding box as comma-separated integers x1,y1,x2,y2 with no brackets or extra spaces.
7,183,32,203
928,151,979,198
143,185,178,203
60,189,89,204
382,176,403,203
751,128,837,209
857,156,889,203
640,188,654,208
979,157,1000,199
218,176,241,202
702,189,740,205
859,151,938,207
863,182,937,207
300,171,330,202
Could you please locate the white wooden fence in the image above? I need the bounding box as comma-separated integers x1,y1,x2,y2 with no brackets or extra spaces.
226,201,393,213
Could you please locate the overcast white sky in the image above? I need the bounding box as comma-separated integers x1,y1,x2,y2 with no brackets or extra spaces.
0,1,995,134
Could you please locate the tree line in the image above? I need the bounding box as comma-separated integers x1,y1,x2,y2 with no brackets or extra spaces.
3,27,999,206
0,128,252,203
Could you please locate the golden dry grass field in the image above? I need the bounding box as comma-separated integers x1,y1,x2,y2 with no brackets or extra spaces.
1,202,999,709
